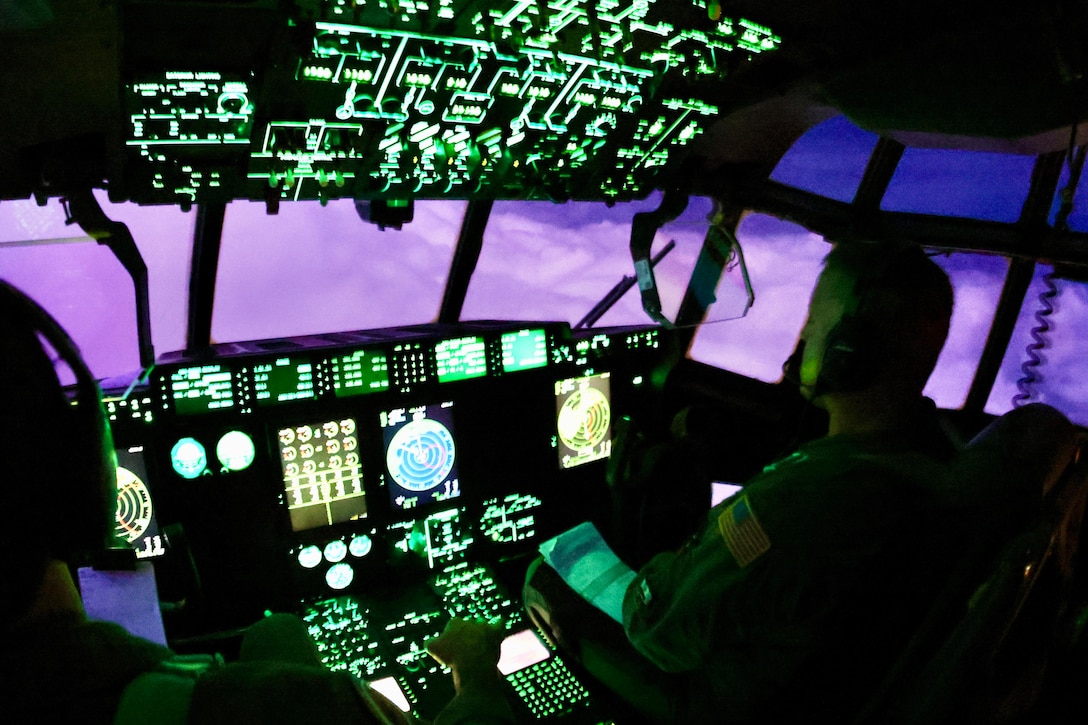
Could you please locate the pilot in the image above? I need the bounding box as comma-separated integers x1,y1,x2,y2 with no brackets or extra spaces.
526,241,962,722
0,279,512,725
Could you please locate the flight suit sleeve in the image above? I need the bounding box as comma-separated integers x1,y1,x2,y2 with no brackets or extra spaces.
621,513,752,673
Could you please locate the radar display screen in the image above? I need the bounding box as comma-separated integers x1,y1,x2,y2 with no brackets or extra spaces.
555,372,613,469
168,365,235,414
435,336,487,382
380,402,460,511
501,329,547,373
254,357,315,405
278,418,367,532
114,445,166,559
330,349,390,397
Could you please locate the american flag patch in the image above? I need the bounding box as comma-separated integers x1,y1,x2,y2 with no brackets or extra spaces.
718,495,771,567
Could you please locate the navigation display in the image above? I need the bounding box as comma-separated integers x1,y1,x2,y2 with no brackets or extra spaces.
555,372,613,469
254,357,315,405
168,364,235,414
380,402,460,511
278,417,367,532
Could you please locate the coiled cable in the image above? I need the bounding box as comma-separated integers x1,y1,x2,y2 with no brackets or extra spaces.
1012,268,1060,408
1012,136,1085,407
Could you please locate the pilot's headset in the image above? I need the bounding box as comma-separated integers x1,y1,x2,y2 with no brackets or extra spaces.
0,280,116,618
813,242,923,397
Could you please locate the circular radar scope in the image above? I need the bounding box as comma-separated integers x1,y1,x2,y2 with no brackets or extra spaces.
386,418,455,491
115,467,153,544
558,387,611,451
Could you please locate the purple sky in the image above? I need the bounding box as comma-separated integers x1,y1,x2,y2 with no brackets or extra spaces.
1,118,1085,425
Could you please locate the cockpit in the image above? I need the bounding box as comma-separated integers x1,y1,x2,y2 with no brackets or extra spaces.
3,1,1088,722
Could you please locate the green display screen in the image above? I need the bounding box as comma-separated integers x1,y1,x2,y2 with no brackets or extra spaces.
501,328,548,372
254,357,316,405
168,365,235,415
331,349,391,397
435,336,487,382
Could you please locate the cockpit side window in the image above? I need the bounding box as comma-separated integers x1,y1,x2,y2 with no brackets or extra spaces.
688,222,1006,412
460,195,708,327
0,193,191,381
210,199,465,343
769,115,879,203
924,252,1008,408
986,263,1088,426
881,148,1036,224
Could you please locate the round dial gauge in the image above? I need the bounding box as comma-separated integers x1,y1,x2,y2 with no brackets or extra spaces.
217,430,256,472
325,562,354,591
297,545,322,569
349,534,373,558
323,539,348,563
171,438,207,479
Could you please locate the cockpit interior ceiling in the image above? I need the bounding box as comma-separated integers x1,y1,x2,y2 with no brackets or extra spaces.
3,1,1086,206
3,0,783,205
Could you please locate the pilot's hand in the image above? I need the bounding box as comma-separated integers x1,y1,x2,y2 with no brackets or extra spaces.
426,618,504,692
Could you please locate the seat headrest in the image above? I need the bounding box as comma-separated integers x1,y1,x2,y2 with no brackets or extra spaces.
948,403,1077,509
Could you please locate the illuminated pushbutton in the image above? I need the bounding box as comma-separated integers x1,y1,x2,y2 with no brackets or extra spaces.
325,562,354,590
298,545,322,569
349,534,372,558
216,430,255,472
323,539,348,563
171,437,207,479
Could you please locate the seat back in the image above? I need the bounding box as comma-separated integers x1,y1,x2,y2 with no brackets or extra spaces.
854,404,1085,725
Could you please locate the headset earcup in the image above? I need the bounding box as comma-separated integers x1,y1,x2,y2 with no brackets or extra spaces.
818,315,880,394
0,281,115,563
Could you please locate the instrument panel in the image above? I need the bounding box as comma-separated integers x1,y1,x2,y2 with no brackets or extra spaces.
104,322,666,627
116,0,782,205
100,321,667,720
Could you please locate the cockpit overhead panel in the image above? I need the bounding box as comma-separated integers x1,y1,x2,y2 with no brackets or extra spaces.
117,0,781,205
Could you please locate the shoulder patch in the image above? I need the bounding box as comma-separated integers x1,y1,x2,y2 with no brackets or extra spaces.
718,495,771,567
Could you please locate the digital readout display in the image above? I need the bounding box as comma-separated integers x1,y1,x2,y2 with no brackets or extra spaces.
501,329,547,372
254,357,315,405
435,336,487,382
330,349,390,397
169,365,235,414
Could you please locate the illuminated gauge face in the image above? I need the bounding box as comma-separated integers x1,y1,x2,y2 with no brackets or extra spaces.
349,534,373,558
386,418,455,492
557,387,611,451
115,466,153,544
297,545,322,569
171,438,207,479
325,562,354,591
323,539,348,563
217,430,256,472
